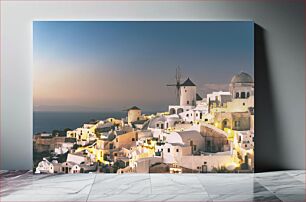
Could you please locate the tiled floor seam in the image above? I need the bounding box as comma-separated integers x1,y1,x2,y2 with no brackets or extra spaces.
149,174,153,195
194,175,213,201
254,179,285,201
86,174,97,202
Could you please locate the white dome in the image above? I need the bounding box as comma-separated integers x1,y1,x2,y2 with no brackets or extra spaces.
231,72,253,83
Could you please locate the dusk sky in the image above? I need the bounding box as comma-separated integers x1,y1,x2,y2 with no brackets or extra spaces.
33,21,254,112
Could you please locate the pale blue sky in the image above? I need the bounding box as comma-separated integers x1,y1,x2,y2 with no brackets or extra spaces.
33,21,254,112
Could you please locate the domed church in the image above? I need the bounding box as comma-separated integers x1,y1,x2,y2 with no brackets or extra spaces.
229,72,254,99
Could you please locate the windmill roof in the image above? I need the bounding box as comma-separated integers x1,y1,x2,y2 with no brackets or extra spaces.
126,106,141,111
181,78,196,86
196,93,202,101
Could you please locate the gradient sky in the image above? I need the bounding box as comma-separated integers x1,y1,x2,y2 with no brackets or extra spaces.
33,21,254,112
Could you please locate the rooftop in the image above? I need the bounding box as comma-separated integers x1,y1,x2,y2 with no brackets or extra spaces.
126,106,141,111
196,93,202,101
180,78,196,86
231,72,253,84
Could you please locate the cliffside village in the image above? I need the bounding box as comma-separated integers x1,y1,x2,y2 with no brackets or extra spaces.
34,72,254,174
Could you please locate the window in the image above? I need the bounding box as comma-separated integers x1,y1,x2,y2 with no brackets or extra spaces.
132,138,135,141
243,103,245,106
187,101,190,105
186,114,189,117
176,149,179,152
116,138,118,142
114,153,117,157
241,92,246,98
156,123,159,128
235,92,239,98
205,119,208,122
247,92,250,98
193,145,197,151
235,121,240,128
168,148,170,153
161,123,164,129
207,140,211,147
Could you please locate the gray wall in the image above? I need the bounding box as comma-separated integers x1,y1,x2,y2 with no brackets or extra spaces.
1,0,304,171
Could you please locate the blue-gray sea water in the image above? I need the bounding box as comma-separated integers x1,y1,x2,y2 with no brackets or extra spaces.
33,111,154,135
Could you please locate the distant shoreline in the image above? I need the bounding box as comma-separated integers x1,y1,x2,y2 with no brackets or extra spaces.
33,111,157,135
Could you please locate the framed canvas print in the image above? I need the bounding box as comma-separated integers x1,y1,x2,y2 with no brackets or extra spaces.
33,21,254,174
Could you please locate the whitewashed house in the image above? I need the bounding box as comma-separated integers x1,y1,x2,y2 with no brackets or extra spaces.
35,158,54,174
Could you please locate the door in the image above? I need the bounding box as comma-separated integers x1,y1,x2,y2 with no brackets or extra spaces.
201,165,207,173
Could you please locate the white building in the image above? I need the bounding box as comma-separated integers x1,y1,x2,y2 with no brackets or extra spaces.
66,153,86,164
60,162,81,174
147,114,180,130
169,78,198,115
168,78,207,124
207,91,232,105
127,106,142,124
229,72,254,99
157,143,186,164
54,142,75,155
235,131,254,150
179,78,197,106
35,158,54,174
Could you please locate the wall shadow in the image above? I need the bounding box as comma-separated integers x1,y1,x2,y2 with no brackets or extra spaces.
254,24,286,172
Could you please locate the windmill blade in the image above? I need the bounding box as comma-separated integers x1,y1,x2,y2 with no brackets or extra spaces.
176,65,182,105
176,65,181,85
176,83,180,104
166,66,183,105
174,66,180,105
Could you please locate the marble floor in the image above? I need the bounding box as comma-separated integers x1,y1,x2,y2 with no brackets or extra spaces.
0,170,305,202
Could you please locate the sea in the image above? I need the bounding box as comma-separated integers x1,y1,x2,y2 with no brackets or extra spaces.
33,111,155,135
